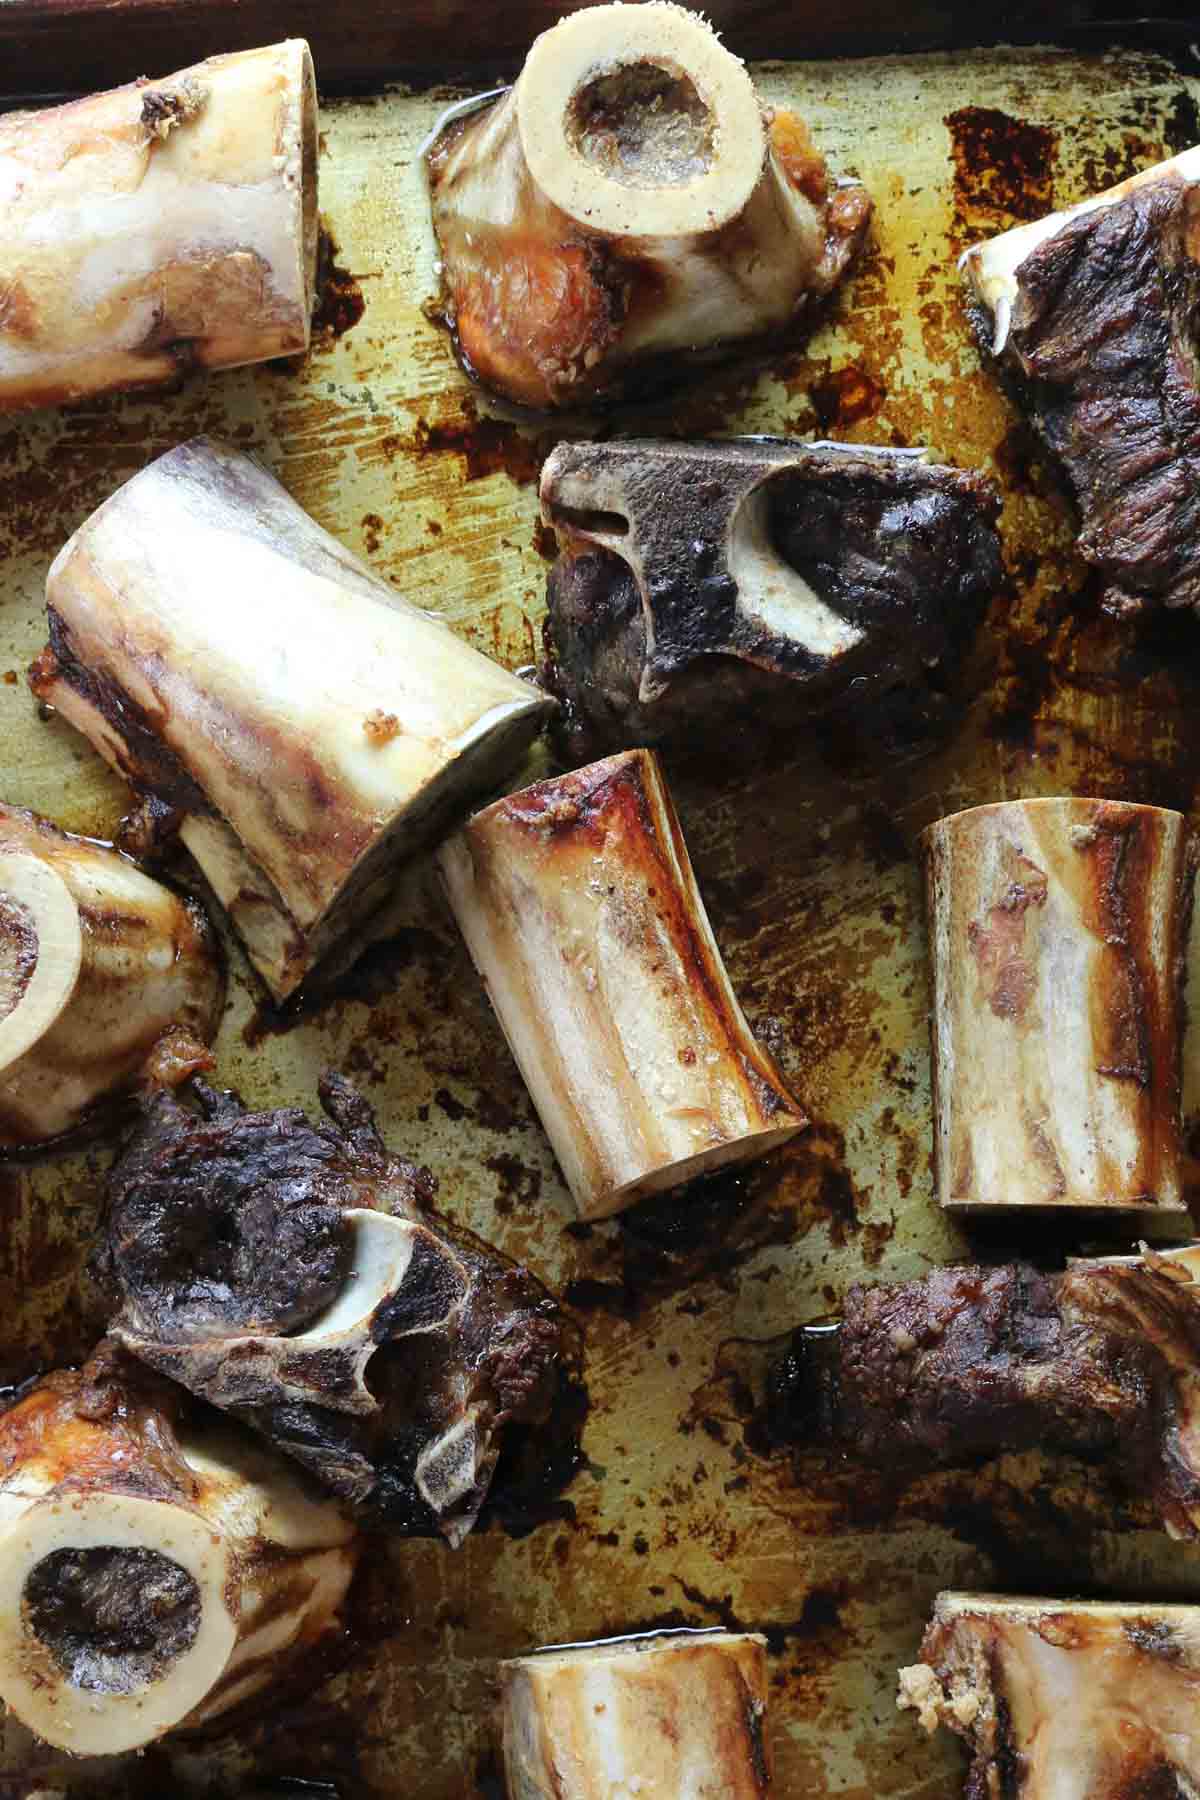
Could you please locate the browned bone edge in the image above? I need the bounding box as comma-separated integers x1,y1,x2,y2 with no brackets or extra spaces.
921,797,1193,1214
438,748,807,1220
2,0,1195,99
500,1632,771,1798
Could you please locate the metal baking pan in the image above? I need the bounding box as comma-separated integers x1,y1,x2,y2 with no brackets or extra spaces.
1,5,1199,1794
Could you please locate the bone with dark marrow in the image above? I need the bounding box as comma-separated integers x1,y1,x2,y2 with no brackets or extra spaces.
0,41,318,413
899,1592,1200,1798
31,437,554,1001
103,1072,563,1545
922,797,1193,1214
961,144,1200,616
439,749,807,1221
0,804,222,1150
501,1630,771,1798
540,437,1003,760
423,3,871,410
770,1241,1200,1538
0,1343,356,1756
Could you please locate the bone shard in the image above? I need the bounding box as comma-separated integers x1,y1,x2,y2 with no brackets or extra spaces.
899,1592,1200,1798
922,797,1192,1213
961,144,1200,616
0,41,318,413
0,803,222,1149
423,4,871,410
0,1344,357,1755
439,748,807,1220
540,437,1003,759
770,1243,1200,1538
501,1630,771,1798
32,437,554,1001
104,1072,564,1546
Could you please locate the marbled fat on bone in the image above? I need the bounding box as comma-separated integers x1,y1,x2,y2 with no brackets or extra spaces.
0,1344,356,1755
540,437,1003,758
424,3,871,409
923,798,1193,1212
0,41,318,411
32,437,554,1000
439,749,807,1219
105,1073,563,1545
0,804,222,1149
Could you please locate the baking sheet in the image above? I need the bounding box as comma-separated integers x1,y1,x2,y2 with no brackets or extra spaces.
1,39,1200,1798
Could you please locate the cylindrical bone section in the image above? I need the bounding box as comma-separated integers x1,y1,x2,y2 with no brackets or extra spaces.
500,1630,772,1799
0,805,222,1149
922,797,1192,1213
0,41,318,412
439,749,807,1219
0,1350,357,1754
33,437,554,1000
424,3,870,409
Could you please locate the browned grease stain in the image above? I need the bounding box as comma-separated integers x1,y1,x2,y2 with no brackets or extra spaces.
946,105,1058,226
808,361,887,431
404,400,558,487
310,225,367,350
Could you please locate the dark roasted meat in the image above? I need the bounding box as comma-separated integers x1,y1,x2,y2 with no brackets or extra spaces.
540,438,1002,761
103,1073,565,1545
771,1248,1200,1535
963,147,1200,616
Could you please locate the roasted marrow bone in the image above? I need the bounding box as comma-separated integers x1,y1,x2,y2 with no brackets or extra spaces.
423,4,871,409
899,1592,1200,1797
439,749,807,1220
0,804,222,1149
771,1244,1200,1537
962,144,1200,616
32,437,554,1000
501,1630,771,1798
0,42,318,413
541,437,1003,759
104,1072,563,1546
0,1345,356,1755
923,797,1192,1213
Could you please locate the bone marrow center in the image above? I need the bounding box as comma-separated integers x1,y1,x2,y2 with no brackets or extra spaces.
0,893,38,1023
566,61,715,188
23,1547,201,1693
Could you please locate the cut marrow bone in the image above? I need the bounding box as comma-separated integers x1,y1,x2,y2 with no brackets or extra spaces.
0,41,318,413
0,804,222,1149
103,1073,564,1545
961,144,1200,616
439,749,807,1219
423,3,870,409
540,437,1002,758
501,1630,771,1798
899,1592,1200,1799
32,437,554,1000
0,1346,356,1755
922,797,1192,1212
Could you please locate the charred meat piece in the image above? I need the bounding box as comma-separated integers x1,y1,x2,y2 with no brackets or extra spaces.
962,145,1200,616
32,437,553,1001
0,42,318,413
0,803,223,1151
103,1073,564,1545
501,1631,771,1798
439,749,807,1220
0,1341,356,1756
772,1246,1200,1536
423,4,870,410
899,1592,1200,1797
540,439,1002,761
923,798,1193,1215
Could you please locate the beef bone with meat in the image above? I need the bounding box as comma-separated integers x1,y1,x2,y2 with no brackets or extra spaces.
540,437,1003,761
31,437,554,1001
422,3,870,409
102,1072,564,1546
962,143,1200,616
